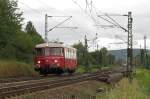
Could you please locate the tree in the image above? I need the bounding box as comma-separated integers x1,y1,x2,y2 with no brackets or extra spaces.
73,42,116,67
12,33,33,62
107,54,115,65
90,50,102,65
25,21,37,35
0,0,23,59
73,42,85,65
0,0,23,38
90,48,115,67
25,21,44,44
0,0,44,62
100,47,108,66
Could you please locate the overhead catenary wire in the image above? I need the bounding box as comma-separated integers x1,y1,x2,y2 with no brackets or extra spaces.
20,1,78,31
84,1,123,29
48,16,73,32
19,1,43,16
97,15,118,27
72,0,97,24
36,0,53,9
19,0,72,20
85,0,100,24
72,0,99,24
88,1,128,31
36,0,72,16
36,0,78,33
104,14,128,32
72,0,129,49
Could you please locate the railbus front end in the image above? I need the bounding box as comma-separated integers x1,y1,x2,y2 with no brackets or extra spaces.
34,43,77,75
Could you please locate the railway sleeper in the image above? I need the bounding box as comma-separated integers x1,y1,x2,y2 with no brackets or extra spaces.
0,74,101,98
0,71,122,98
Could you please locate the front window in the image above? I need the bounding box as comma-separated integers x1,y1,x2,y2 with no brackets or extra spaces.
36,47,63,56
36,48,44,56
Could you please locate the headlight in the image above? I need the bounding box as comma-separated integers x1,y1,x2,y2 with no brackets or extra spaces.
54,60,58,63
37,61,40,64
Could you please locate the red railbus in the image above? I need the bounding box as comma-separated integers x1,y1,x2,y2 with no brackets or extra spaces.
34,42,77,75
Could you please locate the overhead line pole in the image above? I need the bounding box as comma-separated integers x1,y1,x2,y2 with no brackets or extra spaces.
127,12,133,80
144,35,148,68
45,14,48,42
98,12,133,80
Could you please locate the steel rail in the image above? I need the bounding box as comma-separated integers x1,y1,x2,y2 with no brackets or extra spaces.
0,71,112,99
0,66,127,99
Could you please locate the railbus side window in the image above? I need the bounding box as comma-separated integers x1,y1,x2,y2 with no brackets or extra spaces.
70,49,72,59
60,48,63,56
65,48,69,59
73,50,75,59
74,50,77,59
69,49,71,59
68,49,70,59
72,50,74,59
65,49,67,58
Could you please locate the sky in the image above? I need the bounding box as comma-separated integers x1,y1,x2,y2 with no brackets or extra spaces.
18,0,150,50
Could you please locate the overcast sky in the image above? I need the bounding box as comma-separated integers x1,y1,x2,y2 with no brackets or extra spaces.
18,0,150,50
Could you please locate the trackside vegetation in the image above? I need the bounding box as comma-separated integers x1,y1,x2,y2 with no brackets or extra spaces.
97,69,150,99
135,69,150,95
73,43,116,68
0,61,38,78
0,0,43,77
75,65,113,74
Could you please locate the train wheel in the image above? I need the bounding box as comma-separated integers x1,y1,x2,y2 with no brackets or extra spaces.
43,73,47,76
68,69,75,74
56,68,64,75
40,69,48,76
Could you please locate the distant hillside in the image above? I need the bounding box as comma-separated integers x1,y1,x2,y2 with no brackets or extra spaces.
109,49,143,61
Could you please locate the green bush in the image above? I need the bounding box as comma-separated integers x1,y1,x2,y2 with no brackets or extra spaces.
76,65,87,74
76,65,102,74
0,60,38,78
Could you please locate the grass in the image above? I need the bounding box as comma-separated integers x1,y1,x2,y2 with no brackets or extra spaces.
97,68,150,99
135,68,150,95
75,65,108,74
0,60,38,78
75,65,87,74
75,66,100,74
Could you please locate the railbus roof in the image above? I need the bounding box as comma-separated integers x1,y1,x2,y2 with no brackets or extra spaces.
35,42,77,50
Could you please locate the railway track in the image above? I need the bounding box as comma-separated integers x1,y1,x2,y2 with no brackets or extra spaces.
0,74,72,84
0,66,126,99
0,74,77,88
0,76,47,83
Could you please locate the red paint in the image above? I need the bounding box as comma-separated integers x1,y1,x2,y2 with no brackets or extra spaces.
35,55,65,68
34,44,77,72
65,59,77,69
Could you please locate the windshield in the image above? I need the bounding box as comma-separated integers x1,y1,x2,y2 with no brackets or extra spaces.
36,47,63,56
